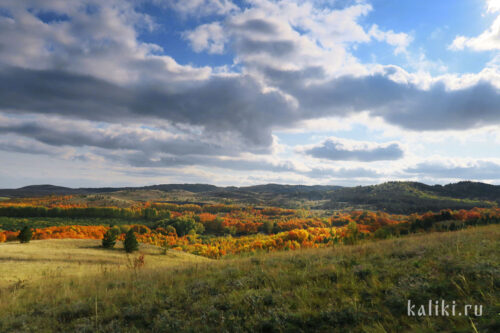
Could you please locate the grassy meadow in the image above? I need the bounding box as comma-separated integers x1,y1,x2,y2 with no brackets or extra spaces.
0,225,498,332
0,239,209,289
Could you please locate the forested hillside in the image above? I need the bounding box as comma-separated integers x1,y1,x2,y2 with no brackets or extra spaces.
0,181,498,213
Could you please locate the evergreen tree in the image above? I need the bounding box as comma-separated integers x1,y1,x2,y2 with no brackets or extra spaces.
102,229,118,249
18,226,33,243
124,229,139,253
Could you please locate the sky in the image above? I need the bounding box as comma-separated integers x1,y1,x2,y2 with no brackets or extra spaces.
1,0,500,188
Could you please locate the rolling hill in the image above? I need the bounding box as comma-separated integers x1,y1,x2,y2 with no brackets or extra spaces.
0,181,498,213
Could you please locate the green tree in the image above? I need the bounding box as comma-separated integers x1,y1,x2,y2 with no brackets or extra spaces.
262,221,275,234
102,229,118,249
18,226,33,243
344,221,359,245
205,217,224,234
171,217,204,236
124,229,139,253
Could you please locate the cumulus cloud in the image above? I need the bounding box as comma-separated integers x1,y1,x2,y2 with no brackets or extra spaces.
405,160,500,180
0,0,426,153
449,0,500,51
299,138,404,162
0,136,61,156
449,16,500,51
183,22,228,54
0,66,292,147
306,166,381,178
273,67,500,131
0,0,499,185
4,63,500,153
159,0,238,17
0,115,256,156
487,0,500,13
369,24,413,55
0,0,210,85
119,152,299,172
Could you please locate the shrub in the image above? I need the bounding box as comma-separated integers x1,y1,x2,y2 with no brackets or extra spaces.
102,229,118,249
18,226,32,243
124,229,139,253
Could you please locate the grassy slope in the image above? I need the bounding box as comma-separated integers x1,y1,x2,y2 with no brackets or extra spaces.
0,239,209,288
0,226,499,332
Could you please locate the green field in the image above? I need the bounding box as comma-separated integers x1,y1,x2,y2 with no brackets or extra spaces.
0,225,498,332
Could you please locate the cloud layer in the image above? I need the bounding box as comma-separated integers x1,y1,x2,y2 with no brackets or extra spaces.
0,0,499,186
301,138,404,162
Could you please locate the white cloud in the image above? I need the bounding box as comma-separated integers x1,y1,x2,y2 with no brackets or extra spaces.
450,1,500,51
449,16,500,51
487,0,500,13
184,22,228,54
158,0,238,17
405,158,500,181
369,24,413,55
297,137,404,162
0,0,499,186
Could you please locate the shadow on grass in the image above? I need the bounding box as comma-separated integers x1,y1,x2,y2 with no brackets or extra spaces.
0,257,121,265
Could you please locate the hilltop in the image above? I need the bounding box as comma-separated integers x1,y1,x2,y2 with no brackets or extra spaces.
0,181,498,213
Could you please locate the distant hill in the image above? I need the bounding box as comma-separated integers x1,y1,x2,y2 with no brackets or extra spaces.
0,184,219,198
0,183,341,199
436,181,500,201
322,181,499,213
0,185,87,197
0,181,498,213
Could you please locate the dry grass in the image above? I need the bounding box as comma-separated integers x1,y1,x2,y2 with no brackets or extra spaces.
0,226,498,332
0,239,209,288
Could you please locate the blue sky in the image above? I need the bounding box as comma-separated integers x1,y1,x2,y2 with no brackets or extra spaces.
0,0,500,187
131,0,496,73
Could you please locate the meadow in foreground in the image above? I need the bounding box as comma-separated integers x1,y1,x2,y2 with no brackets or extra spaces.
0,239,208,288
0,225,498,332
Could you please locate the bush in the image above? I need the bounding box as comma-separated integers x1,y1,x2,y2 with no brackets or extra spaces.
18,226,32,243
124,229,139,253
102,229,118,249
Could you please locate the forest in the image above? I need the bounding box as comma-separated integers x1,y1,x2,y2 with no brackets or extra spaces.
1,192,499,258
